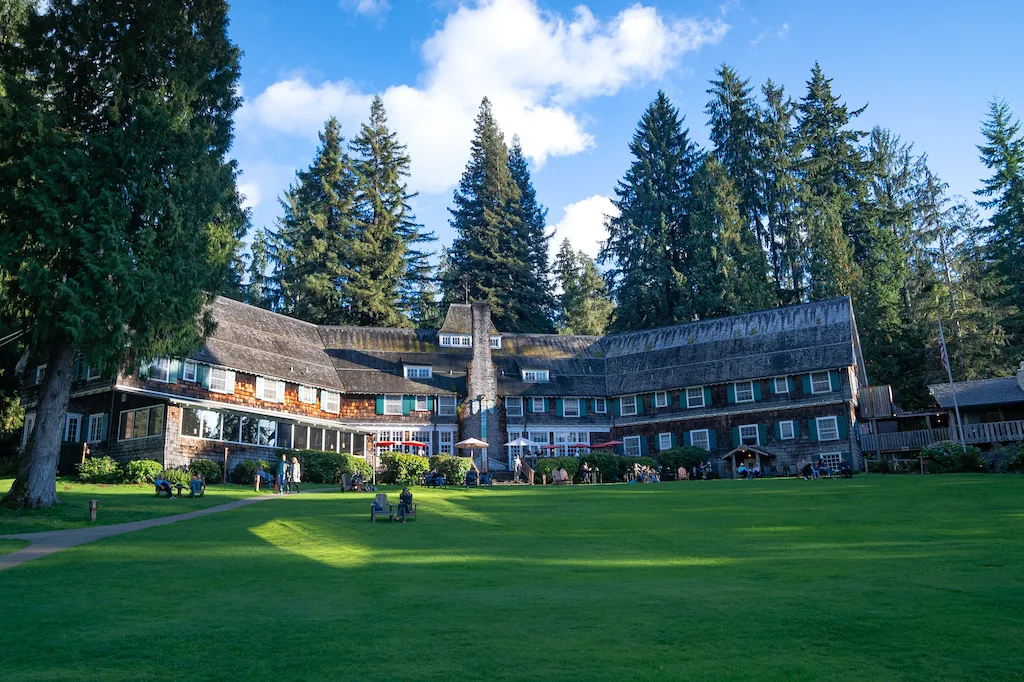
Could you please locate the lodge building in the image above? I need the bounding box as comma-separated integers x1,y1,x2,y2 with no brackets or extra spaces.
18,295,869,478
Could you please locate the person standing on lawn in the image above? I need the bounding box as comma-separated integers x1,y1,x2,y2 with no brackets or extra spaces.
289,457,301,493
277,454,289,494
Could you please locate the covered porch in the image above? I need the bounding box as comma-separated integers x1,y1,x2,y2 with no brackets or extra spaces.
721,446,777,478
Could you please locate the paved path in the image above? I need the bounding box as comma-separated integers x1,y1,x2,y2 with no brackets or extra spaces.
0,490,331,572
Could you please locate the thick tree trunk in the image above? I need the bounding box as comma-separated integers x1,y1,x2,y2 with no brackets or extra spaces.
1,342,77,509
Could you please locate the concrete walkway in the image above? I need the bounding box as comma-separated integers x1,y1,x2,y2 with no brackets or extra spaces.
0,489,330,572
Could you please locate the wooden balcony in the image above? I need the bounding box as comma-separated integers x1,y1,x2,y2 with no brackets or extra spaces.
860,420,1024,452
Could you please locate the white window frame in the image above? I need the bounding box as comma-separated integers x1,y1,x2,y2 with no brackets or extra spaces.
690,429,710,451
209,367,231,394
35,365,46,384
438,395,457,416
119,405,164,441
624,435,642,457
490,336,501,349
415,395,429,411
405,365,432,379
779,420,796,440
734,381,755,403
819,451,844,471
22,413,36,447
87,414,107,443
65,413,82,442
739,424,760,446
620,395,638,417
654,391,668,408
86,364,102,380
383,395,403,415
439,430,454,455
321,390,340,414
811,371,833,394
530,397,546,413
686,387,705,409
522,369,550,383
148,358,170,383
439,334,472,348
773,377,789,394
298,385,317,404
505,396,523,417
816,416,840,442
258,378,283,402
562,398,581,418
657,432,672,451
182,360,198,383
594,398,607,414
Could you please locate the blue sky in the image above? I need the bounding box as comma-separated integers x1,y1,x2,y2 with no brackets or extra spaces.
229,0,1023,260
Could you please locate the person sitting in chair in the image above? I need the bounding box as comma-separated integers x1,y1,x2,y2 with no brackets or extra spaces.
155,474,174,498
398,487,413,521
465,468,478,486
839,461,853,478
188,473,205,497
736,462,748,479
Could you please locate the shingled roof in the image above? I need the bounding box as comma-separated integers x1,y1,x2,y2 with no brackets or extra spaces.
929,377,1024,409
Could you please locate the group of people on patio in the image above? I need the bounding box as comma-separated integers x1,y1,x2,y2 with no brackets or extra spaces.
736,462,763,479
628,463,660,483
799,458,853,479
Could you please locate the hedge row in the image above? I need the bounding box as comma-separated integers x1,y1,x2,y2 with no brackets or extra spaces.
76,456,219,485
380,452,429,484
429,454,472,484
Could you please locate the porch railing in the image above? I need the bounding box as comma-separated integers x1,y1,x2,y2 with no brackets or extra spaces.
860,420,1024,452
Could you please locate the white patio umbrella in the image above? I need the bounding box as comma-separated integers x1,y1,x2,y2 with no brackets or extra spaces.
455,437,489,449
504,437,536,448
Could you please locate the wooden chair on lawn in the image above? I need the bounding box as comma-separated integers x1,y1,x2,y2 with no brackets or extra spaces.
371,493,394,522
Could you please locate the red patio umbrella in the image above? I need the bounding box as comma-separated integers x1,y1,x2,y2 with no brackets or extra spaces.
374,440,398,447
569,443,592,448
400,440,429,448
591,440,624,449
539,444,560,450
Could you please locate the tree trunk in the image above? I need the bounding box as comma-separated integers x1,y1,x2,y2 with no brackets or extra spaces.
1,342,77,509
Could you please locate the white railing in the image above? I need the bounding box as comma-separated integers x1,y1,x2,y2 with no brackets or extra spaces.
860,420,1024,452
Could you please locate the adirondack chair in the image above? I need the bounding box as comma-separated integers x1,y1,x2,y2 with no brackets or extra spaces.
342,473,355,492
371,493,393,522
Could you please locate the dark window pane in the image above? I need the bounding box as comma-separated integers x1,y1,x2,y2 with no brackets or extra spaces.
133,408,149,439
181,408,201,438
325,430,338,452
294,426,308,450
120,412,131,440
277,422,292,449
241,417,259,445
309,427,323,451
223,414,240,442
149,406,164,436
259,419,276,446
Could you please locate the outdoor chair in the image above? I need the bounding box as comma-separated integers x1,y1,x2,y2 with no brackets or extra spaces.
371,493,394,523
342,473,355,492
678,467,688,481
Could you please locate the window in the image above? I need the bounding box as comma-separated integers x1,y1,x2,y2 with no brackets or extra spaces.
530,397,546,413
505,396,523,417
257,378,283,402
816,416,840,442
293,425,308,450
439,431,454,455
690,429,710,451
148,358,170,382
490,336,501,349
22,413,36,447
201,410,223,441
258,419,277,446
522,369,549,382
658,432,672,451
405,365,432,379
624,435,642,457
438,396,457,416
308,427,324,450
298,385,317,404
415,396,429,411
209,368,231,394
554,431,590,456
654,391,668,408
279,423,294,450
686,387,705,409
562,398,580,418
87,414,107,443
811,371,832,394
594,398,607,414
739,424,760,446
819,451,844,471
35,365,46,384
86,364,102,380
439,334,472,347
321,391,340,414
773,377,789,394
779,420,796,440
119,405,164,440
182,361,198,382
223,414,240,442
65,413,82,442
620,396,638,416
383,395,403,415
734,381,755,403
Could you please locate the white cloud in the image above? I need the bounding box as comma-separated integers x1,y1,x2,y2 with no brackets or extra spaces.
340,0,390,15
240,0,728,196
238,182,261,211
750,22,789,47
549,195,619,261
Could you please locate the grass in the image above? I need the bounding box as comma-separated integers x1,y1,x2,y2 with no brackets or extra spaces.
1,475,1023,681
0,539,28,556
0,478,265,534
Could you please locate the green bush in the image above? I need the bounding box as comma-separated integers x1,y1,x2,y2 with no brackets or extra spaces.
533,456,580,483
123,459,163,484
580,451,619,481
231,459,270,485
657,447,708,472
189,458,222,482
429,454,472,484
923,441,984,473
1004,443,1024,473
77,456,121,483
987,442,1024,472
161,468,191,487
380,452,429,484
294,450,371,484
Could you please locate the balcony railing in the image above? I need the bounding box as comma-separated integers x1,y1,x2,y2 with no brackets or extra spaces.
860,420,1024,452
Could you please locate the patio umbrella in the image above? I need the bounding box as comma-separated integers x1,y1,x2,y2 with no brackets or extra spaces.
504,436,537,447
374,440,398,447
591,440,623,449
539,444,560,450
401,440,429,448
569,443,592,448
454,437,489,449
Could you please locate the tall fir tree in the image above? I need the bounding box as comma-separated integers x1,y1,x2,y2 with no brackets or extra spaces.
601,91,702,330
0,0,244,508
270,117,354,325
507,136,556,332
553,240,613,335
245,228,274,310
347,95,434,327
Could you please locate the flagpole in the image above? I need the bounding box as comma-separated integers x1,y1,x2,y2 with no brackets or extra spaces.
939,320,968,454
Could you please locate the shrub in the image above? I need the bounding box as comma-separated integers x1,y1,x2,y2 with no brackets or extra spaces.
987,442,1024,472
657,447,708,472
77,456,121,483
293,450,371,484
189,458,222,482
380,452,429,484
429,454,472,484
123,459,163,484
161,468,191,487
1004,443,1024,473
922,441,984,473
581,451,619,481
231,459,270,485
533,456,580,483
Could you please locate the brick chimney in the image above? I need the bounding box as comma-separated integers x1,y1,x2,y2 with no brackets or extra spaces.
461,302,498,468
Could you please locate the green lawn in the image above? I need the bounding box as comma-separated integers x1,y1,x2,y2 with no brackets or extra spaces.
1,476,1022,681
0,538,28,556
0,478,265,534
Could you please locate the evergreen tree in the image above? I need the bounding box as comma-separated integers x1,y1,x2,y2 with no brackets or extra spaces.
553,240,613,335
348,95,434,327
601,91,702,330
975,98,1024,361
0,0,244,508
245,229,273,309
270,117,354,325
507,136,556,332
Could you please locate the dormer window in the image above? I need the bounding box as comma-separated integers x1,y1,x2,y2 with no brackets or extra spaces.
405,365,433,379
490,336,501,349
522,369,549,383
439,334,472,348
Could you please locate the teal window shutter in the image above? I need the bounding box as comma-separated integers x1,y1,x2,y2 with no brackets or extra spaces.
830,370,841,392
683,431,691,447
636,396,644,414
255,376,266,398
767,379,774,395
639,437,648,456
838,416,849,438
787,376,795,393
613,399,621,416
671,433,678,448
802,375,812,394
666,392,673,407
727,384,736,404
731,427,740,447
168,359,181,384
579,400,587,417
774,421,781,439
792,420,800,438
403,396,413,415
708,429,717,450
556,399,564,417
375,396,385,415
758,424,768,446
225,370,236,395
543,398,549,413
703,387,712,407
808,419,818,441
427,397,434,411
753,382,762,401
199,365,211,390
